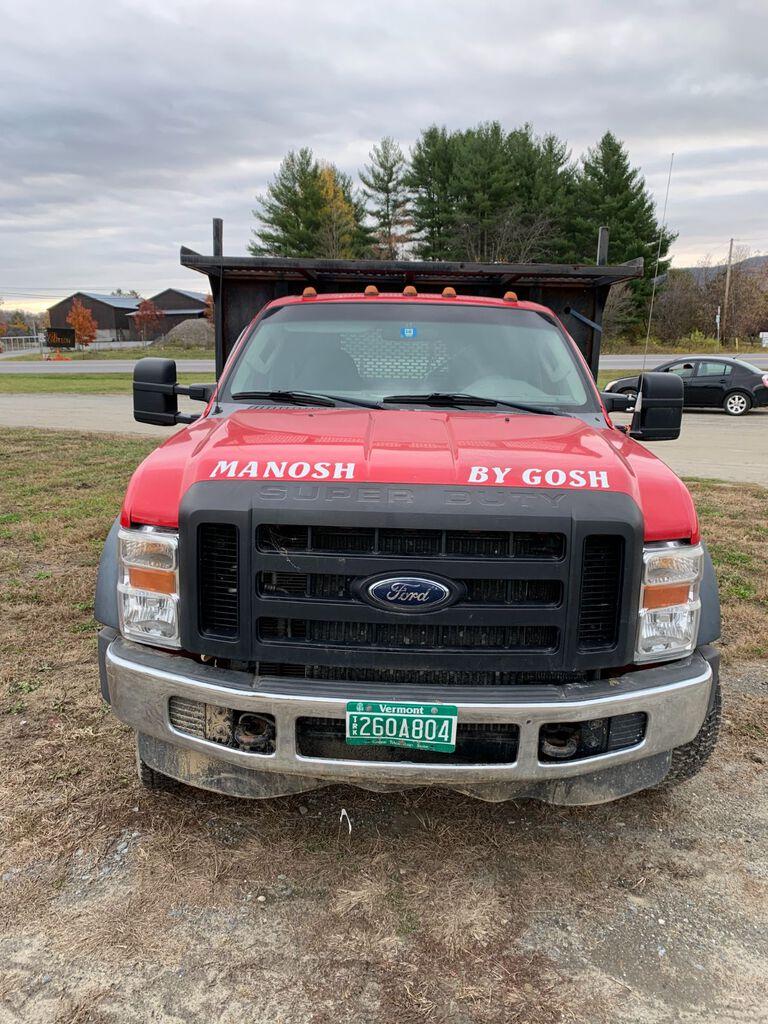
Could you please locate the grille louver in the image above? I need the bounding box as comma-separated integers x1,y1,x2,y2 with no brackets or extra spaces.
258,618,558,652
258,571,561,607
256,525,565,560
198,523,240,638
577,535,624,650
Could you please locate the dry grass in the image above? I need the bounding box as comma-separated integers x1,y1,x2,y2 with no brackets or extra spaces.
686,478,768,660
1,428,767,1023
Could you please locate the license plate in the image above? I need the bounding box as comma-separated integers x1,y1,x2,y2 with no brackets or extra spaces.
345,700,458,753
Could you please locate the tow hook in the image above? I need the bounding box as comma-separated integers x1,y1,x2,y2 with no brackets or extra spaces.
234,713,277,754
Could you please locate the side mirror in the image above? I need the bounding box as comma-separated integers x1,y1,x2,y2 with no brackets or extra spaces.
133,358,214,426
629,372,683,442
601,391,633,413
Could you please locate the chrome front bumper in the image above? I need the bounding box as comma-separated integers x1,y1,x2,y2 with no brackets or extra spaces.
104,637,715,804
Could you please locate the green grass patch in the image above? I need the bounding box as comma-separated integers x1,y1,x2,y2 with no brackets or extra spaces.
596,369,633,390
7,345,213,362
0,372,215,395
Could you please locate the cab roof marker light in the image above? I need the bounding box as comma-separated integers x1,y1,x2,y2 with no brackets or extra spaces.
364,285,379,297
302,286,317,299
442,287,457,298
403,285,418,296
503,291,518,302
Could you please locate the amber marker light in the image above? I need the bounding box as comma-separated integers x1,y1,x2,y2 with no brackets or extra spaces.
642,583,692,610
128,566,177,594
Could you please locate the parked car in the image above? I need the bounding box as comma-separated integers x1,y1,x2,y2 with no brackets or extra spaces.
604,357,768,416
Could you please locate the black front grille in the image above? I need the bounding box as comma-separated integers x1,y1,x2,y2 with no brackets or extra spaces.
258,662,588,686
258,618,558,651
190,489,638,675
258,571,561,607
577,536,624,650
257,524,565,561
198,523,239,638
296,717,519,765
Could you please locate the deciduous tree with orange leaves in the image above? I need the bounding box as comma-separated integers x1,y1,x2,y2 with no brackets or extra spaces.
133,299,165,343
66,298,97,348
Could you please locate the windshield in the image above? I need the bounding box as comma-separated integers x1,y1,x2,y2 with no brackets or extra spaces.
221,302,598,412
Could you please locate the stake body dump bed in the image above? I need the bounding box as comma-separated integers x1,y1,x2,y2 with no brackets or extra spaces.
181,221,643,378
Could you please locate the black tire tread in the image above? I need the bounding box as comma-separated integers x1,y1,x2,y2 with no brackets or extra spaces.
659,683,721,788
136,739,179,792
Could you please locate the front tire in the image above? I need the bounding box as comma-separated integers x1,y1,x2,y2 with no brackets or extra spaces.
723,391,751,416
136,735,178,792
658,683,721,788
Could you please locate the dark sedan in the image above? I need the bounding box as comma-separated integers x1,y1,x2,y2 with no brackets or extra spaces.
604,356,768,416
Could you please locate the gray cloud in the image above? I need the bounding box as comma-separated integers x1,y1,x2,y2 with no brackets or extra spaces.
1,0,766,309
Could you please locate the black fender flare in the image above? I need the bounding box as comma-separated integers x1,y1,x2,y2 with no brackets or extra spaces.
95,517,121,629
698,541,721,645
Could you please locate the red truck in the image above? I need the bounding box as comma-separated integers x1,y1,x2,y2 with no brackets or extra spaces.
95,224,721,804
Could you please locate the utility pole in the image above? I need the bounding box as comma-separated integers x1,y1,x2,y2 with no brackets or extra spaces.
721,237,734,346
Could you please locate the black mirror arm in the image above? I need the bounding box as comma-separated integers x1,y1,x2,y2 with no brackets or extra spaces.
134,381,214,402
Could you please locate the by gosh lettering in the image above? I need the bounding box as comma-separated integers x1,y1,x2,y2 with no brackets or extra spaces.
469,466,610,489
209,460,356,481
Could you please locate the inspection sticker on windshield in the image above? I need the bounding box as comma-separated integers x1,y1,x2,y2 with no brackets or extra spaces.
346,701,458,753
400,326,418,339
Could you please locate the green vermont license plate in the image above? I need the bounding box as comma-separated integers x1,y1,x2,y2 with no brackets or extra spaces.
345,701,458,753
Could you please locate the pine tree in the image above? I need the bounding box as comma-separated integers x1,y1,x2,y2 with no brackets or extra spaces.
527,133,577,262
359,137,411,259
249,148,324,256
405,126,457,260
570,132,675,321
450,122,517,262
250,150,371,258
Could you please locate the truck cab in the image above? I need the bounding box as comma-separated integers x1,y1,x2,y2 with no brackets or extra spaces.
95,243,721,805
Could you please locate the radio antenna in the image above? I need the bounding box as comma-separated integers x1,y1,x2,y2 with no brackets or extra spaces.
643,152,675,371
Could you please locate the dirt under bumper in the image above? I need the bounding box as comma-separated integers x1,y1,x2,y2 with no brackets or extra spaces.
104,637,718,805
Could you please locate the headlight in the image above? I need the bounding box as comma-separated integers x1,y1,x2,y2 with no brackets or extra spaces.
118,528,180,647
634,542,703,662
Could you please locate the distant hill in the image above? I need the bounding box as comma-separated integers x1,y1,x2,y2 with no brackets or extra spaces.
679,254,768,285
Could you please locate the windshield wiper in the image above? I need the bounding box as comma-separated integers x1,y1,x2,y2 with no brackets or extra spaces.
230,390,382,408
381,392,565,415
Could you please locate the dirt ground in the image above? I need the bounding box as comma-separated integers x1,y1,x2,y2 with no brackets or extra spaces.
1,430,767,1024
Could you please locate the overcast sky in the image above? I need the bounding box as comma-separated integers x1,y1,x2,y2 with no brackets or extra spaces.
2,0,767,313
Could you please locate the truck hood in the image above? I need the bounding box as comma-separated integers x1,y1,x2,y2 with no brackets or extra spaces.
121,407,699,543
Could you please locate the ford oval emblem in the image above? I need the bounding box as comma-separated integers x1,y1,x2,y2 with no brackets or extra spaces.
360,574,460,613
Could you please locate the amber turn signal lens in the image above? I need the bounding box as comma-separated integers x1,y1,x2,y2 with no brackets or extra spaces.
128,566,177,594
643,583,691,609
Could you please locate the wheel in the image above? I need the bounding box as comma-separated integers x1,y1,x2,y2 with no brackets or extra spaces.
619,387,638,404
658,683,721,788
135,735,178,791
723,391,751,416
